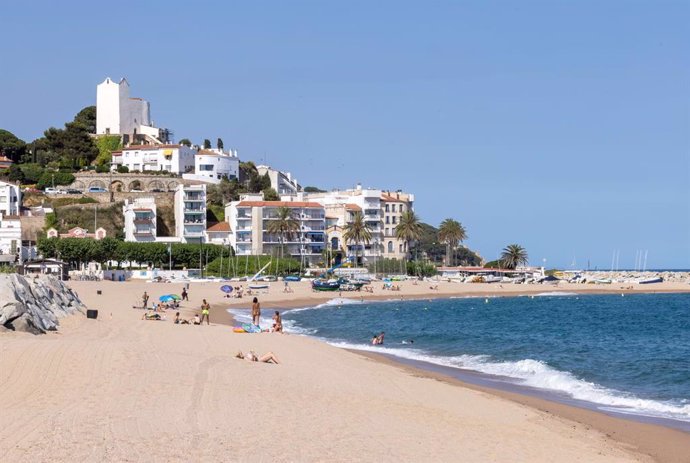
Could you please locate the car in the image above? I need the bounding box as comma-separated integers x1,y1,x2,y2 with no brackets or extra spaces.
66,189,83,195
130,189,144,193
151,188,164,193
87,187,107,193
44,187,59,194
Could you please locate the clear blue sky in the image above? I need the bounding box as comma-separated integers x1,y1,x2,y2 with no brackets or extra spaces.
2,1,688,268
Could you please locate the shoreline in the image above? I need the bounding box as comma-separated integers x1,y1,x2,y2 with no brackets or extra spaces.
207,287,690,463
49,279,689,462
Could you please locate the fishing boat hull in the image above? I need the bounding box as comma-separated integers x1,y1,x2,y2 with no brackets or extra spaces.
312,281,340,291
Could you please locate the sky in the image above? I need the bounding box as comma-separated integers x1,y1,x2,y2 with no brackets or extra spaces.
1,0,688,268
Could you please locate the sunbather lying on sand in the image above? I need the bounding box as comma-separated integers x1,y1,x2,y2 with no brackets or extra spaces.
235,350,279,364
142,311,165,321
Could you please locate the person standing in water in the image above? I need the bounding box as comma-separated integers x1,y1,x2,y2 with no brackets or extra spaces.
251,297,261,326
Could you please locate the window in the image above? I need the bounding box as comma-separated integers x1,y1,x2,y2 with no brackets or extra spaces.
387,241,393,253
392,204,396,212
399,243,403,253
385,204,389,212
400,204,404,212
385,216,390,224
392,216,397,224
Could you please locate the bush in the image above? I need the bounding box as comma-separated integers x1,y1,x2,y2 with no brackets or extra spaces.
95,164,110,173
37,171,75,190
117,165,129,173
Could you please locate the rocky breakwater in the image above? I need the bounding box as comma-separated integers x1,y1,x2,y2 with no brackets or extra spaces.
0,274,84,334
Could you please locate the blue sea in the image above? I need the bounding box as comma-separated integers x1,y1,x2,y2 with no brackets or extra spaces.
231,293,690,428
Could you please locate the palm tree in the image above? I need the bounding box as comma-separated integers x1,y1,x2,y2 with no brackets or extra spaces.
342,211,372,267
266,206,299,273
438,219,467,266
500,244,529,269
395,211,422,274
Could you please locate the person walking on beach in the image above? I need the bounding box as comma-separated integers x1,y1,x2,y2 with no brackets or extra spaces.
251,297,261,326
142,291,149,310
181,287,188,301
200,299,210,325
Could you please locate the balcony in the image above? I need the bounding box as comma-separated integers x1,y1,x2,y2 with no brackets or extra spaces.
184,205,205,212
133,218,153,225
184,194,204,202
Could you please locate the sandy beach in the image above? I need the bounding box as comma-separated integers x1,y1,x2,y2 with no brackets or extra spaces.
1,279,689,462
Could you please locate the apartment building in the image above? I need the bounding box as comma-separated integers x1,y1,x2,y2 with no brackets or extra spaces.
182,148,240,184
111,144,195,175
380,190,415,260
255,165,301,195
226,195,325,266
0,180,21,216
174,184,206,243
0,213,21,257
123,197,157,242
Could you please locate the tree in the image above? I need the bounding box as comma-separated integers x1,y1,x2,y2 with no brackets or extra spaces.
262,187,279,201
438,218,467,266
7,165,25,183
266,207,299,272
395,211,422,271
303,186,326,193
73,106,97,134
217,138,224,150
343,211,372,267
179,138,192,147
0,129,27,162
203,139,211,150
500,244,529,269
95,135,121,166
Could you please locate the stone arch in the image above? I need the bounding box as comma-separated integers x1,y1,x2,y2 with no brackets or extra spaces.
166,180,179,192
147,180,165,192
129,180,142,191
111,180,124,192
89,180,106,189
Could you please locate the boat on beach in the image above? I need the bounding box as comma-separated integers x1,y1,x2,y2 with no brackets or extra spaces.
312,279,341,291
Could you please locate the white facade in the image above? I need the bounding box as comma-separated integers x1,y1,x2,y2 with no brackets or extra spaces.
174,184,207,243
96,77,162,140
0,213,21,258
111,145,196,174
256,165,301,195
0,180,21,216
226,194,325,265
123,198,157,242
182,148,239,184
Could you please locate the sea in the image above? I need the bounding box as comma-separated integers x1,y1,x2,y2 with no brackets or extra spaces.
230,292,690,430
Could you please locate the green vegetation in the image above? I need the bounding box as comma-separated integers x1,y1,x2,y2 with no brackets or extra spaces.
206,254,301,277
217,138,224,150
262,187,279,201
179,138,192,147
499,244,529,269
411,223,482,266
366,258,438,277
48,196,98,208
95,135,122,166
343,211,372,267
203,139,211,149
36,171,75,190
47,202,125,239
266,207,299,263
395,211,422,261
0,129,27,162
303,186,325,193
438,218,468,266
38,237,225,269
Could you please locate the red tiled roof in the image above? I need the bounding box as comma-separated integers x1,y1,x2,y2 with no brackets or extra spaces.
237,201,323,208
380,194,402,202
345,204,362,211
207,222,231,232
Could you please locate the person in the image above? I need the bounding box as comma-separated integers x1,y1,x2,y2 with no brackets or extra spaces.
372,332,385,345
251,297,261,326
181,287,188,301
235,350,280,364
142,310,162,321
193,314,201,325
272,311,283,333
174,312,181,324
142,291,149,310
284,281,289,293
200,299,210,325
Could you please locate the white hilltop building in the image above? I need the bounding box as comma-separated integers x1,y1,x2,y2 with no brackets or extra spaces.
96,77,170,144
256,165,301,195
182,148,240,184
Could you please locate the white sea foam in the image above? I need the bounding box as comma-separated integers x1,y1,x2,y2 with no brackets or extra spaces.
533,292,579,297
326,341,690,422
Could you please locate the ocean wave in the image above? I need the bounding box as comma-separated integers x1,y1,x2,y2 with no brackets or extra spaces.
533,292,579,297
327,341,690,422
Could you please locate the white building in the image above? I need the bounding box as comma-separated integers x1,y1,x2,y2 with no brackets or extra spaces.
205,222,232,246
380,190,415,259
174,184,207,243
256,165,301,195
111,144,196,175
182,148,240,184
123,198,157,242
0,180,21,216
0,213,21,259
96,77,167,143
226,194,325,266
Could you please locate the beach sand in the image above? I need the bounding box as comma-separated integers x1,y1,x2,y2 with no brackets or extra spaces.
0,279,688,462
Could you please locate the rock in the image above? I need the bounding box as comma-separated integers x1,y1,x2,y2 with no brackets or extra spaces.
0,274,85,335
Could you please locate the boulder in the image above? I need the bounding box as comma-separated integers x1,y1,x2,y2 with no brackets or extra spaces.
0,274,84,334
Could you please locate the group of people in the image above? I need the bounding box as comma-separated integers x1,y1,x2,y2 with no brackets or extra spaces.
251,297,283,333
371,332,385,345
382,283,402,291
225,285,250,298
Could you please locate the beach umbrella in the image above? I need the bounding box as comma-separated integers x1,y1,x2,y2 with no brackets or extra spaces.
220,285,233,294
159,295,175,302
168,294,181,300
